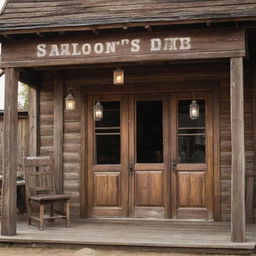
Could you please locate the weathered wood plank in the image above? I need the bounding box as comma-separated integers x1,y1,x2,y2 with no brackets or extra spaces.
230,57,246,242
1,68,18,236
28,87,39,156
0,220,255,252
53,75,64,194
1,28,245,68
0,1,256,34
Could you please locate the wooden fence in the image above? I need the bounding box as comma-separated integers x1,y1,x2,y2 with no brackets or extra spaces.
0,111,29,175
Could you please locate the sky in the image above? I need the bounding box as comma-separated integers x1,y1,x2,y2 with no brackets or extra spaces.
0,0,5,10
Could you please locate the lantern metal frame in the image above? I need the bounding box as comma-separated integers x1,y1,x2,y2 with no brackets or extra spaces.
113,68,124,85
93,101,104,121
189,99,200,120
65,88,76,110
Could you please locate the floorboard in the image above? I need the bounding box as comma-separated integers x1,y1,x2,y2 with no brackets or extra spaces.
0,219,255,253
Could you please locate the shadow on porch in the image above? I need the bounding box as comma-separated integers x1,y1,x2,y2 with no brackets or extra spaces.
0,218,255,254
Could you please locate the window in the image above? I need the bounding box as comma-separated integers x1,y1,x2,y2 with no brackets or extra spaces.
136,101,163,163
95,101,120,165
178,99,206,163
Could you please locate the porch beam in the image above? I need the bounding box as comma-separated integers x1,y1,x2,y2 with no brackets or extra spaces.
230,57,246,242
1,68,19,236
53,75,64,193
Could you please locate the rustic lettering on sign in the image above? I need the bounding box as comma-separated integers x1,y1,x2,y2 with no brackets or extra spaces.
36,37,192,58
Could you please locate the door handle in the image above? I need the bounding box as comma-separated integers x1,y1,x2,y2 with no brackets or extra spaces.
129,164,134,176
172,159,177,172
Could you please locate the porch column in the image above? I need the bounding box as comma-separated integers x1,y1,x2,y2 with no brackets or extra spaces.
230,57,246,242
53,75,64,194
1,68,19,236
28,86,39,156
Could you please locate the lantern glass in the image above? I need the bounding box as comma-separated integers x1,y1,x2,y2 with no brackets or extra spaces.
93,102,103,121
65,92,76,110
189,100,199,120
113,68,124,85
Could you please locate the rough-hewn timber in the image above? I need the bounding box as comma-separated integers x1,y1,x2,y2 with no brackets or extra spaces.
0,1,256,33
38,61,255,219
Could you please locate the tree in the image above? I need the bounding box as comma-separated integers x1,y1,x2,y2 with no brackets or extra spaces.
18,83,29,110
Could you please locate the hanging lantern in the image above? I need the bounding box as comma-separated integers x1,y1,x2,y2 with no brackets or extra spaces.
93,102,103,121
65,88,76,110
189,100,199,120
113,68,124,85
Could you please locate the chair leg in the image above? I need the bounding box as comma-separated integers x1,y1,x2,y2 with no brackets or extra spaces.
39,204,44,231
65,199,70,228
49,202,54,222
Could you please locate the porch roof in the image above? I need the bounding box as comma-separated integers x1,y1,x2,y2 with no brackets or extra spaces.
0,1,256,34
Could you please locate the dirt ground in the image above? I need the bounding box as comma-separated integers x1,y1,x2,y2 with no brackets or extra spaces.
0,247,249,256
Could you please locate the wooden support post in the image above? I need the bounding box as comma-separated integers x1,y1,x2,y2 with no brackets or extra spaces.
1,68,19,236
230,57,246,242
53,75,64,194
28,87,39,156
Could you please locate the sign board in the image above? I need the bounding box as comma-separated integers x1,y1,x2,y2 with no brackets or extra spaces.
1,28,245,68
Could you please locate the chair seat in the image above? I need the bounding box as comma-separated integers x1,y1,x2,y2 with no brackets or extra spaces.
29,194,71,202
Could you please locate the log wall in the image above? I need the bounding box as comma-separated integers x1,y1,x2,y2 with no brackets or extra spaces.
38,61,255,220
220,68,254,221
39,75,81,216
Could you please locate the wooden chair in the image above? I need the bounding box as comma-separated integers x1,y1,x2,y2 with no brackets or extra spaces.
23,156,71,231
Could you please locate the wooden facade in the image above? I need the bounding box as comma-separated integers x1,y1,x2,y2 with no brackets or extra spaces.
35,60,255,223
0,0,256,247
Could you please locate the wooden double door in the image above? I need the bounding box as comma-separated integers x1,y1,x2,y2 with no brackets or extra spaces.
87,92,214,220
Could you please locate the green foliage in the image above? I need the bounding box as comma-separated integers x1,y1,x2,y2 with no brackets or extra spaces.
18,83,29,110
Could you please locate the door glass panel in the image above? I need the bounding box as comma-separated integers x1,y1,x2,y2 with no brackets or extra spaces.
136,101,163,163
95,101,120,164
178,99,206,163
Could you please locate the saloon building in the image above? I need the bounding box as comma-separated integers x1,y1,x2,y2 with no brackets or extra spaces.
0,0,256,252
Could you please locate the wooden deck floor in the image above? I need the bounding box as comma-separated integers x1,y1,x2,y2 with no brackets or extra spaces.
0,219,255,253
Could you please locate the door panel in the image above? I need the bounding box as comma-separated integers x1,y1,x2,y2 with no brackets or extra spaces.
130,96,169,218
135,171,164,206
171,93,213,220
94,172,120,206
88,96,128,217
177,172,206,207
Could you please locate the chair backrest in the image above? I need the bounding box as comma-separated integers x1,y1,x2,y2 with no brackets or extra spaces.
23,156,56,197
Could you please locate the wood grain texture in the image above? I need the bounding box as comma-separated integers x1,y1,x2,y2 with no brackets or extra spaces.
53,75,64,194
0,219,255,252
36,61,255,220
0,28,245,68
135,171,164,207
0,112,28,175
1,68,18,236
230,57,246,242
0,1,256,33
28,87,39,156
23,156,71,230
39,74,81,216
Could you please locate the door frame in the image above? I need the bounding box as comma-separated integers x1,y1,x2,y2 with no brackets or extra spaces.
170,91,214,220
81,86,220,220
87,95,129,217
128,94,170,218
